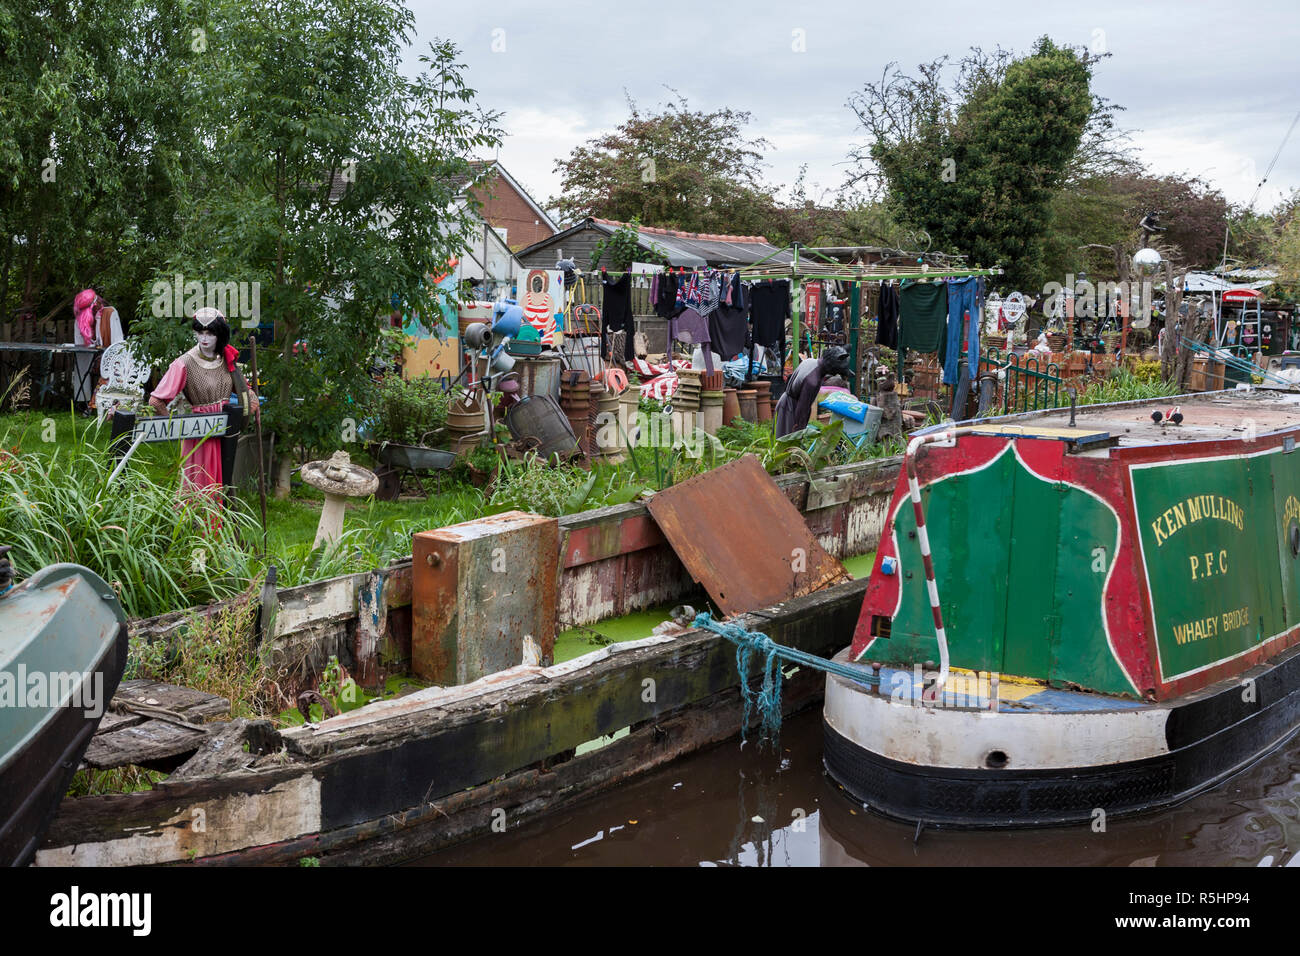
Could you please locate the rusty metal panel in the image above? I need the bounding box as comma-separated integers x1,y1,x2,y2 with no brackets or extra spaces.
561,514,667,568
412,512,559,685
411,531,459,682
645,453,850,617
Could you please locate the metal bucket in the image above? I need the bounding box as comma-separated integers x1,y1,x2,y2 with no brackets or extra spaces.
506,395,578,459
512,355,563,401
446,391,489,448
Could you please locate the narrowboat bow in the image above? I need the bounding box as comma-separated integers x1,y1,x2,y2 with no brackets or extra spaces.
0,561,129,866
825,388,1300,827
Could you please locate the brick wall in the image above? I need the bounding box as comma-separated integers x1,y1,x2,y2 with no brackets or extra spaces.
468,169,554,250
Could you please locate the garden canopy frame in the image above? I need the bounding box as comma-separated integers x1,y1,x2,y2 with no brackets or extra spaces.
737,243,1003,396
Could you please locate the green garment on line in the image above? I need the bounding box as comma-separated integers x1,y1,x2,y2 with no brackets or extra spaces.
898,279,949,356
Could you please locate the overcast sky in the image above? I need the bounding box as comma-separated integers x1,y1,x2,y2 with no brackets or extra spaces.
405,0,1300,221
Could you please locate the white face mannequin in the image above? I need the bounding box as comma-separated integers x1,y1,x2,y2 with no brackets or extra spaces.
196,329,217,357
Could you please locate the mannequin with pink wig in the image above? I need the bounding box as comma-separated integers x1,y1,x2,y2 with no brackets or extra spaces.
72,288,124,406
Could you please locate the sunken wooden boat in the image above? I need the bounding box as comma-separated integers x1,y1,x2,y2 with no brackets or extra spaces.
825,387,1300,827
33,456,897,866
1,563,129,866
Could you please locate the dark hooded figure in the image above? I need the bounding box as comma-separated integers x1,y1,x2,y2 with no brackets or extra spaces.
774,346,851,437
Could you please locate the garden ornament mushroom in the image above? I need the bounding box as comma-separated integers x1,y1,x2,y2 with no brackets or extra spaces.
299,451,378,549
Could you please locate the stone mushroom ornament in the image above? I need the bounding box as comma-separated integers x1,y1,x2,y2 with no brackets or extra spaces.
299,451,378,549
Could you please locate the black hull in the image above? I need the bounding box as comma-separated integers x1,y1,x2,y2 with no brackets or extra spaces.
823,647,1300,828
0,622,129,867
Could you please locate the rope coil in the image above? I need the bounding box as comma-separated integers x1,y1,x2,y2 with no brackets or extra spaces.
692,612,879,748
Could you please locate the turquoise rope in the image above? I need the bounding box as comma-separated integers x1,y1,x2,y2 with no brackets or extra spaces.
692,612,879,747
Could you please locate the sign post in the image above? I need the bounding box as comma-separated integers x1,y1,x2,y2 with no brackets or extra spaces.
108,405,245,498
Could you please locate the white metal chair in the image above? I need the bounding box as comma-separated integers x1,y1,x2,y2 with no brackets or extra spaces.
94,341,152,422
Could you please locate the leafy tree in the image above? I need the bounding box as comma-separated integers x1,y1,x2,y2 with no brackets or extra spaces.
550,93,776,234
130,0,502,494
1263,191,1300,301
846,39,1095,290
588,217,666,271
1045,171,1231,285
1113,173,1230,267
0,0,200,327
1224,195,1290,273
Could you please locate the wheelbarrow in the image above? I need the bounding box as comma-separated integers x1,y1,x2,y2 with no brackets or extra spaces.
369,429,456,500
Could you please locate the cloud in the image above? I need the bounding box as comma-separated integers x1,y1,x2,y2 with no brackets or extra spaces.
405,0,1300,214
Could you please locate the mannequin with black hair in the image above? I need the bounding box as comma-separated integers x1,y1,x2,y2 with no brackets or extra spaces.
148,308,256,498
774,346,851,438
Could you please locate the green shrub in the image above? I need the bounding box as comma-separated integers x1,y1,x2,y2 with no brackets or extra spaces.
363,374,451,446
1131,360,1163,384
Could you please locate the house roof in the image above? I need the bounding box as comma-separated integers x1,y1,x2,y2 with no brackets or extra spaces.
463,160,560,234
515,217,796,268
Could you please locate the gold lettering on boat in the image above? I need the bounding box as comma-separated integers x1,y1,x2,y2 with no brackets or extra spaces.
1283,495,1300,529
1172,605,1249,645
1221,606,1251,632
1151,494,1245,546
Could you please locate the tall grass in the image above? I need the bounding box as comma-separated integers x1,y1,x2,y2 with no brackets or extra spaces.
1076,368,1180,406
270,498,483,587
127,585,282,718
0,420,260,618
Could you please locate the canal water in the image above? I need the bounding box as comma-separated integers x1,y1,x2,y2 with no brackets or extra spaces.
420,550,1299,866
421,703,1300,867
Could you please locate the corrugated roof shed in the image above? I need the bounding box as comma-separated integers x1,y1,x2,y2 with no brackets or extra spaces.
516,217,796,269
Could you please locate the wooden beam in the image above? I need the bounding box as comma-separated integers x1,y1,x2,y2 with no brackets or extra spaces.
41,578,867,865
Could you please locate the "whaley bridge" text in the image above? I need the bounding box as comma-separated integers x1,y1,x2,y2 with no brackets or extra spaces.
1173,605,1251,645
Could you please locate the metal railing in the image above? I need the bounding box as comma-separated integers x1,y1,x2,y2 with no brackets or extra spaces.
980,347,1063,414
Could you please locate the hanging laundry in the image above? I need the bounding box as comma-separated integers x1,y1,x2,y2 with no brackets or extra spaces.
750,279,790,361
968,277,984,378
602,273,635,363
875,282,899,349
655,270,686,319
669,307,714,372
698,269,722,316
708,299,748,360
944,277,982,385
898,279,947,354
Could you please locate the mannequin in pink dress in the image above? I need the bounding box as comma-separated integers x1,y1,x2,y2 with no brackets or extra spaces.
148,308,256,499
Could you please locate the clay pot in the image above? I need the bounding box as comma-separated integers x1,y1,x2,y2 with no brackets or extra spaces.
700,391,724,435
722,388,741,425
738,388,758,422
750,381,772,422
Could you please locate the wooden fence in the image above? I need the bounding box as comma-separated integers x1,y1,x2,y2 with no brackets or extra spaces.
2,318,76,343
